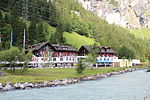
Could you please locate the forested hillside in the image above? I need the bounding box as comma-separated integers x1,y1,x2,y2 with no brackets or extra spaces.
0,0,150,60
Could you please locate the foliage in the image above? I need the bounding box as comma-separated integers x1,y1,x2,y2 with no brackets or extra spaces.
106,0,118,7
76,58,86,74
86,43,99,67
0,47,23,73
0,47,32,73
130,28,150,40
63,32,95,49
0,0,150,60
117,46,135,60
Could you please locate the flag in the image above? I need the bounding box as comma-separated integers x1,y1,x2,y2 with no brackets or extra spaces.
10,30,13,48
23,29,26,52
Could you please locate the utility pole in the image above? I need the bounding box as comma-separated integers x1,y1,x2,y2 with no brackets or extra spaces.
22,0,28,53
0,31,1,43
10,30,13,48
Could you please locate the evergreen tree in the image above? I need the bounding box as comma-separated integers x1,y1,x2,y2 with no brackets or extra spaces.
117,46,135,60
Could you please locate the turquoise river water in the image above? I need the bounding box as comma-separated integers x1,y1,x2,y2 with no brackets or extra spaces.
1,70,150,100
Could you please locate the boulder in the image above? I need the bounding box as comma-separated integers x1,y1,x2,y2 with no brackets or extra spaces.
44,81,49,87
110,72,118,75
3,83,13,91
23,82,29,87
52,80,62,86
61,80,68,85
82,77,88,81
0,83,3,89
0,71,6,76
105,73,111,77
67,79,73,84
34,83,44,88
47,82,53,87
19,84,26,89
28,83,34,88
72,79,80,83
98,74,108,78
13,83,21,89
87,76,95,80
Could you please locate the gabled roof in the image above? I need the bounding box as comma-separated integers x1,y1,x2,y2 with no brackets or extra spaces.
51,44,78,52
79,45,116,54
81,45,92,52
27,42,49,51
26,42,78,52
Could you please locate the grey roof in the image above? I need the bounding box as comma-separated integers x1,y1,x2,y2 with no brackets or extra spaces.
82,45,92,52
26,42,78,52
27,42,49,51
81,45,116,54
51,44,78,52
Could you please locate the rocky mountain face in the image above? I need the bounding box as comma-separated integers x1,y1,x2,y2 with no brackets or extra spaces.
77,0,150,29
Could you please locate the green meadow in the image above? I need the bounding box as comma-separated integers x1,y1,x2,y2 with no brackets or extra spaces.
0,66,144,84
63,32,95,49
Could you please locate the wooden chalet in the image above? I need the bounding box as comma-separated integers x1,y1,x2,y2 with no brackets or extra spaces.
78,45,116,56
78,45,117,67
26,42,78,67
51,44,78,57
26,42,78,57
26,42,51,57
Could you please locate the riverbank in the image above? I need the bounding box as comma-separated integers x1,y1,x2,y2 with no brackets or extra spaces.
0,66,147,92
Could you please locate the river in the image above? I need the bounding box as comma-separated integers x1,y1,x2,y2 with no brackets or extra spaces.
1,70,150,100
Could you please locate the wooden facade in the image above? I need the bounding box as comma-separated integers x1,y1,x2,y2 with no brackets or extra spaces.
78,45,116,56
26,42,78,57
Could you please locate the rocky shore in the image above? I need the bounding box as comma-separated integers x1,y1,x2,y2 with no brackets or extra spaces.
0,67,146,92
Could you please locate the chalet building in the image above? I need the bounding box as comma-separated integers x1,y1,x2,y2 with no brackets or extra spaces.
26,42,78,67
78,45,118,67
26,42,51,57
51,44,78,57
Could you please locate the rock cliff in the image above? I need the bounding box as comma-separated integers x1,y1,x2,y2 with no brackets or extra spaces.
77,0,150,29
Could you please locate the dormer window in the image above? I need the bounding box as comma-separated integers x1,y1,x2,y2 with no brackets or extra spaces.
62,47,67,50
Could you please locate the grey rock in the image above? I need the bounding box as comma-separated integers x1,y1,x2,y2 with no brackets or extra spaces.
28,83,34,88
44,81,49,87
105,73,111,77
3,84,13,91
47,82,53,87
77,0,150,28
0,71,6,76
110,72,118,75
23,82,29,87
98,74,108,78
0,83,3,89
6,82,11,85
73,79,79,83
82,77,88,81
13,83,21,89
19,84,26,89
61,80,68,85
34,83,44,88
87,76,95,80
67,79,73,84
52,80,61,86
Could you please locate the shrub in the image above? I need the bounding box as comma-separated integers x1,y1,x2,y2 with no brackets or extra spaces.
76,59,86,74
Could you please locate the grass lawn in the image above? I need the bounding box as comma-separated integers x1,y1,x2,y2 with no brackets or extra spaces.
0,66,144,84
63,32,95,49
130,28,150,40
